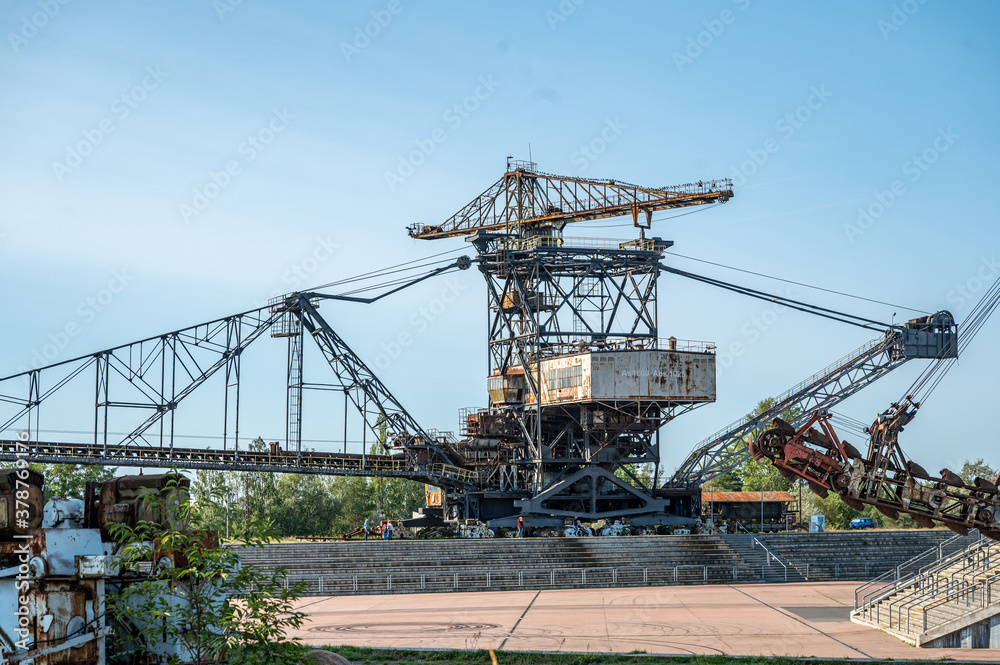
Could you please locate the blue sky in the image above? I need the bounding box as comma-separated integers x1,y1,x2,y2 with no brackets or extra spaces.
1,1,998,477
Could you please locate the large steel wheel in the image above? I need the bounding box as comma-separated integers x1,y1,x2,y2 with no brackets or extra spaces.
750,429,786,462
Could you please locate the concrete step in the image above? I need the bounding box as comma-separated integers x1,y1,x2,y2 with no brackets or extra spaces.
236,533,760,595
720,534,805,583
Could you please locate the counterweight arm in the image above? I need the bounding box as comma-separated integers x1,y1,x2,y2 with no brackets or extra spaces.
408,161,732,240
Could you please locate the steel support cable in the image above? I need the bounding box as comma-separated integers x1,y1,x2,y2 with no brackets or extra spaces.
906,273,1000,405
308,256,461,291
662,265,889,331
830,411,871,432
335,264,466,297
665,251,928,315
307,247,466,291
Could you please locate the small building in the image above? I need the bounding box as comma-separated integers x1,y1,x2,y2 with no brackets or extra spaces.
701,490,797,528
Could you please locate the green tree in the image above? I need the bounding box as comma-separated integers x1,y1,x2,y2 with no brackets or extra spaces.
737,456,793,492
800,490,896,530
703,445,744,492
268,473,340,537
189,438,276,540
368,441,424,522
809,492,863,530
331,475,374,535
189,467,238,536
28,463,117,502
726,397,800,493
365,417,425,523
107,473,307,665
615,463,656,490
959,458,999,486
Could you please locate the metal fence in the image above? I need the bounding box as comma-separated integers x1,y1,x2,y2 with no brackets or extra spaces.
854,536,1000,636
853,530,980,609
275,564,763,596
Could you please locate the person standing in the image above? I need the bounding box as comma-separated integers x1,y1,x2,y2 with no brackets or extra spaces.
387,521,394,541
573,516,582,537
363,518,370,541
517,515,525,538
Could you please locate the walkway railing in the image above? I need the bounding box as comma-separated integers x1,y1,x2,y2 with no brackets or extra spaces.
735,523,790,581
273,564,762,595
854,530,983,612
854,533,1000,636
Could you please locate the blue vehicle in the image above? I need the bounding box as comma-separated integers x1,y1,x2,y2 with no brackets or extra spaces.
850,517,875,529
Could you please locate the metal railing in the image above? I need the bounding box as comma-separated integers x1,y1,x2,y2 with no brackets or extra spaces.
497,236,670,253
274,564,762,596
543,337,717,359
735,525,789,581
893,573,1000,635
855,536,1000,635
802,562,880,580
854,530,984,613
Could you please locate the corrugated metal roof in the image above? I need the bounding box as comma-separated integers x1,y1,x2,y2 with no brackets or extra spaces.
701,491,795,503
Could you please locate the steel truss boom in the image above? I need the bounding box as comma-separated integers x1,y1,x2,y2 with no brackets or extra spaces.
750,403,1000,540
667,311,958,488
0,306,279,455
289,295,473,485
0,260,477,487
408,159,732,240
749,274,1000,539
0,439,425,479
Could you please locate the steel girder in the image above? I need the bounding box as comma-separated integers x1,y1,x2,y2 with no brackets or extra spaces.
0,306,279,456
667,312,959,489
0,295,474,488
408,161,732,240
291,295,472,485
666,332,908,488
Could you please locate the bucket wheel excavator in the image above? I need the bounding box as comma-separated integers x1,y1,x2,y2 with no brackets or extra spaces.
751,284,1000,540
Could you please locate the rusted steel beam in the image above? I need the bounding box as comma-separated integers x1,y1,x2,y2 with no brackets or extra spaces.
408,165,732,240
751,408,1000,540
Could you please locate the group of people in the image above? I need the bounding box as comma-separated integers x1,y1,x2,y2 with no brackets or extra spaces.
362,517,394,541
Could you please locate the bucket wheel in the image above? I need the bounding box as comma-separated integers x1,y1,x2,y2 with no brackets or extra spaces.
750,429,786,463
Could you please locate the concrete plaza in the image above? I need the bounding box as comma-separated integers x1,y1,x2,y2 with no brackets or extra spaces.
289,581,998,659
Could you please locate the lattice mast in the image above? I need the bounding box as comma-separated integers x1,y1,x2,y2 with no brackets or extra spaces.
411,159,733,524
